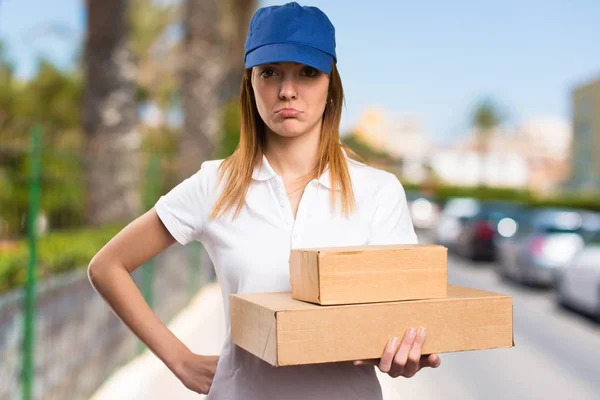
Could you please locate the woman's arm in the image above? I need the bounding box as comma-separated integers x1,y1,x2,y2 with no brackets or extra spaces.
87,208,191,369
87,208,219,395
88,162,218,394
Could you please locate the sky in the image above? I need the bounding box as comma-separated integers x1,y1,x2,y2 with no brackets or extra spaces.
1,0,599,145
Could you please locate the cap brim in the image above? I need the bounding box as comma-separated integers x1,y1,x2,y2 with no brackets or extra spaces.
245,42,334,74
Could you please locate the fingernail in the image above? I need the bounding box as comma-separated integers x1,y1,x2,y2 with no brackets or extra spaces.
390,337,399,347
418,327,426,337
407,328,416,338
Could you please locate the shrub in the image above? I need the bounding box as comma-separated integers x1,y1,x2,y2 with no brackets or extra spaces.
0,225,123,294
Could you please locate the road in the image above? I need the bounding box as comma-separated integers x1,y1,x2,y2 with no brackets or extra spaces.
378,250,600,400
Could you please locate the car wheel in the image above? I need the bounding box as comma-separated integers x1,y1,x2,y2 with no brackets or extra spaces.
513,265,524,284
498,268,510,282
556,276,569,308
467,242,479,262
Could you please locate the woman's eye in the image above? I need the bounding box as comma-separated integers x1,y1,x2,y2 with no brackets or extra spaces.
302,67,318,77
260,68,275,77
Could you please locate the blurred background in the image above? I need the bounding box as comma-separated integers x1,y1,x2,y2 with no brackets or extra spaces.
1,0,599,399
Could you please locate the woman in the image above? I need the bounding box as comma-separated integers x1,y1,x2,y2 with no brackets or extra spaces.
88,2,441,399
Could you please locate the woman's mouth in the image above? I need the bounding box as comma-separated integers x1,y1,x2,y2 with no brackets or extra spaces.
276,108,301,118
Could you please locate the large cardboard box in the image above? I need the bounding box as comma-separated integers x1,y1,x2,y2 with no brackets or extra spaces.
230,285,513,367
289,244,448,305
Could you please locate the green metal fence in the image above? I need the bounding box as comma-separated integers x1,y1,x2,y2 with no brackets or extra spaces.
22,124,42,400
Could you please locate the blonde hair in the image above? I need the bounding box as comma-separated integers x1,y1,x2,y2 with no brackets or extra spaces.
210,63,359,220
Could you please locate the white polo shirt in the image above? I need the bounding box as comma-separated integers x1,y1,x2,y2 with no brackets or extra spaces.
155,155,418,400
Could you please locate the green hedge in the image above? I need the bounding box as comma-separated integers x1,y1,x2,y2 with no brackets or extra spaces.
0,225,123,294
402,181,600,212
528,195,600,212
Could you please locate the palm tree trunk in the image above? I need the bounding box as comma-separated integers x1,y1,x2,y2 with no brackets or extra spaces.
221,0,257,103
83,0,141,226
179,0,226,180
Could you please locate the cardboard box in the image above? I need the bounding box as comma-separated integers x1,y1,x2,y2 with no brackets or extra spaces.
230,285,513,367
289,244,448,305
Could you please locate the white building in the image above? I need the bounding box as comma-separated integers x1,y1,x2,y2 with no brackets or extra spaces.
431,148,529,187
354,108,433,182
430,116,572,191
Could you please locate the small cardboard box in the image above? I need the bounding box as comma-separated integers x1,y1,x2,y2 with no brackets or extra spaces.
230,285,513,367
289,244,448,305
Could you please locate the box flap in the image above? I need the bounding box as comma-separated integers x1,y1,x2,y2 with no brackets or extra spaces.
232,285,511,313
229,295,278,365
289,250,321,303
233,292,321,312
292,244,446,254
446,285,511,299
261,315,277,362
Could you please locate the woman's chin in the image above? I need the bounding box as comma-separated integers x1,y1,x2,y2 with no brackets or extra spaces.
270,120,309,138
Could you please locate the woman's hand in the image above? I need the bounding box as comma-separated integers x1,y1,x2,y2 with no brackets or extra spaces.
172,351,219,394
353,327,441,378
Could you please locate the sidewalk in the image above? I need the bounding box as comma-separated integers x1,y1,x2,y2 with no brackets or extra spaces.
91,283,442,400
90,283,226,400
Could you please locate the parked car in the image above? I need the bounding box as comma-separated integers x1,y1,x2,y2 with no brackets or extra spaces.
432,197,480,250
556,233,600,320
495,208,600,287
453,201,523,261
405,191,440,230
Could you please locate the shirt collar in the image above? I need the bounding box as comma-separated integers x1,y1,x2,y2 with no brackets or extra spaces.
251,154,278,181
251,154,337,190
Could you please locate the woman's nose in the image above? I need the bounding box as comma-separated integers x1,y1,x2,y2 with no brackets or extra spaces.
279,76,298,100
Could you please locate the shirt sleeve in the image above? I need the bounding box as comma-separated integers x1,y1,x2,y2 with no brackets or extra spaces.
367,173,418,245
154,162,211,245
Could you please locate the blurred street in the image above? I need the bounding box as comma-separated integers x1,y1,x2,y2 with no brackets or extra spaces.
380,234,600,400
93,232,600,400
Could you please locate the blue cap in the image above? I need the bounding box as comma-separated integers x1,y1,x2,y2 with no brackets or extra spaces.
244,2,336,74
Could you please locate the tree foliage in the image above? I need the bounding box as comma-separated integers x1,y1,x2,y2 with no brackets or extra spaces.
472,97,503,153
0,56,84,238
341,132,399,166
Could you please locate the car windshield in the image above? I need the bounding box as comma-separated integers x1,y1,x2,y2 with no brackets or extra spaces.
534,209,600,235
443,198,480,218
581,212,600,232
405,191,435,203
479,202,522,221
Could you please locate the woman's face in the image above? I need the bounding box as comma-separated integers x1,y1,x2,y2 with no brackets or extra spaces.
251,62,330,139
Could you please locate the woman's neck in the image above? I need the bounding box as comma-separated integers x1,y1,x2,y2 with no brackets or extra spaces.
264,127,321,181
